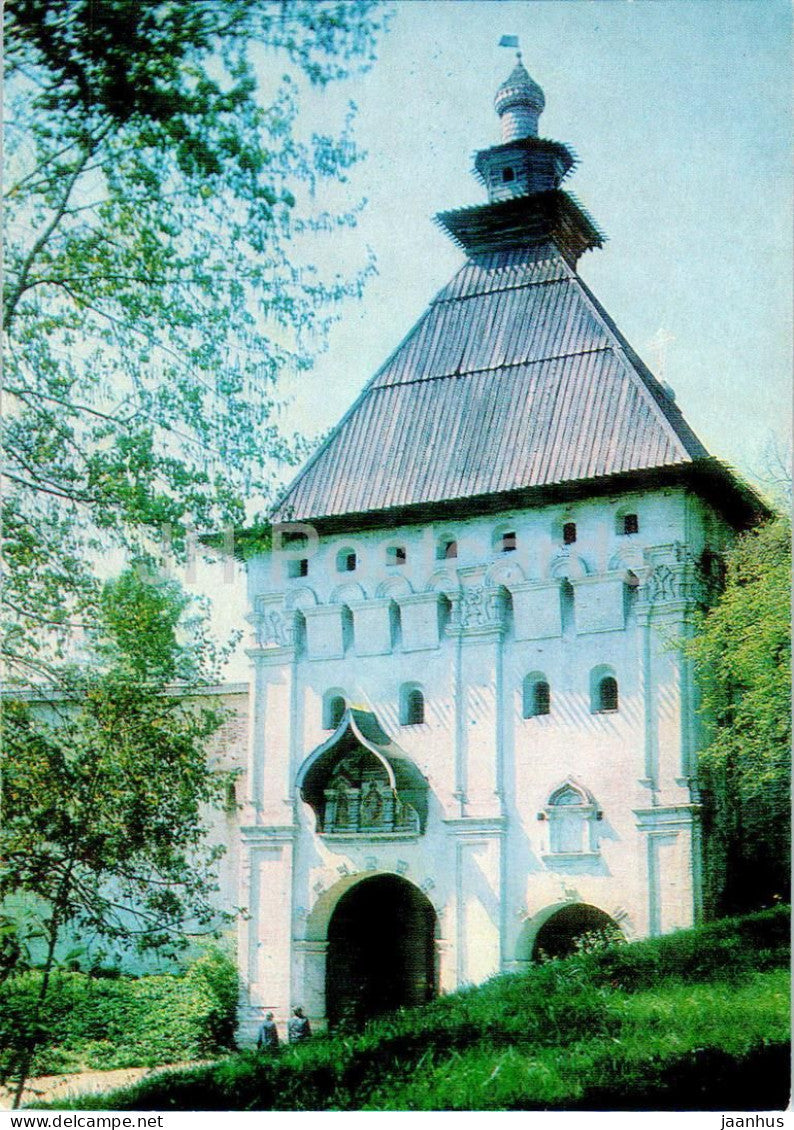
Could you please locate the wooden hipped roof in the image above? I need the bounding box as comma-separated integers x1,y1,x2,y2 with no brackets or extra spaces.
271,240,713,525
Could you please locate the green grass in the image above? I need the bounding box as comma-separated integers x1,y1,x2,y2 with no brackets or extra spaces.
367,971,789,1110
34,907,791,1111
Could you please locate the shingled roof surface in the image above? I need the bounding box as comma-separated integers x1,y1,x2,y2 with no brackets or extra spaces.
272,242,708,524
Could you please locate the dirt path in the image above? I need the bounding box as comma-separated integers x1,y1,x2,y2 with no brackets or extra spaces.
0,1062,206,1110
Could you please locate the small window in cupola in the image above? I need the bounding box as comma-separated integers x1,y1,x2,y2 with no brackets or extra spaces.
502,166,515,183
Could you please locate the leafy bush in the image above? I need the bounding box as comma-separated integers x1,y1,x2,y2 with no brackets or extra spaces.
0,947,238,1079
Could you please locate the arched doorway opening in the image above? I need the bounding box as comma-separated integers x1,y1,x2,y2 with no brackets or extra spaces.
326,874,436,1029
531,903,622,961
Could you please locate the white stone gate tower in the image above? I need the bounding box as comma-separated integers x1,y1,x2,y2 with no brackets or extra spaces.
236,56,762,1036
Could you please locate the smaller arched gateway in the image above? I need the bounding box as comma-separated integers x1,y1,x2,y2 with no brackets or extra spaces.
531,903,623,961
325,874,437,1029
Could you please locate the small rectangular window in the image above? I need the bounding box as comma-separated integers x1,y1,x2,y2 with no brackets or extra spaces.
437,540,457,560
622,514,639,535
336,550,357,573
563,522,577,545
501,532,517,553
386,546,407,566
287,558,308,578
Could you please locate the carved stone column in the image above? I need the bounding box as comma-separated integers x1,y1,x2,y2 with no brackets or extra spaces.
246,596,299,826
635,544,700,797
447,574,508,819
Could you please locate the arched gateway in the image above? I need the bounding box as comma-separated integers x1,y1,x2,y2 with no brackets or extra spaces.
532,904,622,961
326,875,437,1029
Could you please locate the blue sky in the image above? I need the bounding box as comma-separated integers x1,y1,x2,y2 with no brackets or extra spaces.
279,0,792,489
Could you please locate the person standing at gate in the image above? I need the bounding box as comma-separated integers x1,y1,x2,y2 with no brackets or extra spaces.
288,1005,312,1044
257,1011,279,1052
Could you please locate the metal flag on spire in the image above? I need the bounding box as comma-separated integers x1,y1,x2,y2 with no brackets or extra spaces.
499,35,521,60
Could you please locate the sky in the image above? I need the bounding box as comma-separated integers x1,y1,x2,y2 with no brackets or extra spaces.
278,0,792,485
203,0,792,669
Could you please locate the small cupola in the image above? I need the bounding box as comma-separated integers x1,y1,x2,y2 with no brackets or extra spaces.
468,54,575,208
436,45,599,260
494,56,545,142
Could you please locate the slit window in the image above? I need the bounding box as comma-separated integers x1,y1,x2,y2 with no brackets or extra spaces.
562,522,577,545
386,546,407,566
560,580,575,636
438,594,452,635
389,602,402,650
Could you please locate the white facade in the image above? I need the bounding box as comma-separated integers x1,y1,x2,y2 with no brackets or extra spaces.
225,56,758,1038
235,485,729,1035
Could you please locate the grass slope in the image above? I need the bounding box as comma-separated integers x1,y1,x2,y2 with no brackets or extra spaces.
39,907,790,1112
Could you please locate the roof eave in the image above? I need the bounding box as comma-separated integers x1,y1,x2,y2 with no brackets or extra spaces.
271,459,769,538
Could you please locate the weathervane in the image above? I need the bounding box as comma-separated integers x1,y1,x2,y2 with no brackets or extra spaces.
499,34,522,62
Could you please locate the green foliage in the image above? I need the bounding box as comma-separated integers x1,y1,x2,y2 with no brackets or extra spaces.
3,0,386,678
685,517,791,912
1,569,231,960
0,569,233,1103
38,907,790,1111
0,949,239,1078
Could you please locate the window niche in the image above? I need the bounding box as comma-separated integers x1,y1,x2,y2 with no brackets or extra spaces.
623,571,640,620
336,547,357,573
386,545,407,567
437,594,453,636
293,611,307,658
287,558,309,578
323,691,347,731
590,667,619,713
560,579,576,637
522,673,550,719
341,606,355,654
400,684,425,726
389,601,402,650
543,782,600,856
436,538,457,561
